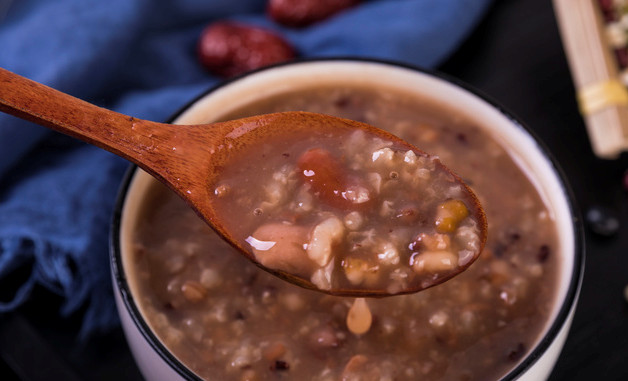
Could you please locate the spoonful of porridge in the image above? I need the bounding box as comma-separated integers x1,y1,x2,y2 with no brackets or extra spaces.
0,68,487,297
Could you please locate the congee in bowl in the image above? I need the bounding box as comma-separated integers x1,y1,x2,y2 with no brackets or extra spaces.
112,60,582,381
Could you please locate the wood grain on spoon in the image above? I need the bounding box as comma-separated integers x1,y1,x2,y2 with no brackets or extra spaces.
0,68,487,296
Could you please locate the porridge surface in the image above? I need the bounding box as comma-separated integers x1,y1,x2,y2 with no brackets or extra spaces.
129,86,559,380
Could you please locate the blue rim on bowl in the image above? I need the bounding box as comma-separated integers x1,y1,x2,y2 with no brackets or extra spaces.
110,58,585,381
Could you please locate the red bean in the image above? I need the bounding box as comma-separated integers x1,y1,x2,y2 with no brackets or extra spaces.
297,148,372,210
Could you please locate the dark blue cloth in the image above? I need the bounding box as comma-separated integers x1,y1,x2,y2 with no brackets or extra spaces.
0,0,491,337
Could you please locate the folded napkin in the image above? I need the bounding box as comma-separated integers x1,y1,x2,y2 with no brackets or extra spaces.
0,0,492,338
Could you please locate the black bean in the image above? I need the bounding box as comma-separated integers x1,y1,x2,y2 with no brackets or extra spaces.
271,360,290,371
244,272,259,286
234,310,245,320
334,97,350,108
586,206,620,237
493,243,506,258
537,245,550,263
493,231,522,257
507,342,526,362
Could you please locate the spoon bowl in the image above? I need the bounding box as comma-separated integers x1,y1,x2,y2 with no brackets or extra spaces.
0,67,486,296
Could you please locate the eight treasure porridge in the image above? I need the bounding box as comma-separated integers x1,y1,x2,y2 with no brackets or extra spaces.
210,118,487,296
128,85,559,380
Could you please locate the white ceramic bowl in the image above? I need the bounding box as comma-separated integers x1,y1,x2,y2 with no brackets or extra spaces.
111,59,584,381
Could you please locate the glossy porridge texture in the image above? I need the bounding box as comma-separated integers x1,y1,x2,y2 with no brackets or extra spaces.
130,86,559,380
211,125,485,294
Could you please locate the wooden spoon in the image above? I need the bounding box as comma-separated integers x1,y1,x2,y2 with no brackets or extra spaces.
0,68,487,297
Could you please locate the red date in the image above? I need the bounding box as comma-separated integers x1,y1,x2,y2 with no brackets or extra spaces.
197,22,296,77
268,0,361,27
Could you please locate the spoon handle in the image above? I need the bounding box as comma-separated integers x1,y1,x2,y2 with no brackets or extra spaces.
0,67,176,168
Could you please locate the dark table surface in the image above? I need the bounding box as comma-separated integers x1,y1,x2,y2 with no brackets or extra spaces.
2,0,628,380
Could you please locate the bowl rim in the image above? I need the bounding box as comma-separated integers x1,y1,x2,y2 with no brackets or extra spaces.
110,57,585,381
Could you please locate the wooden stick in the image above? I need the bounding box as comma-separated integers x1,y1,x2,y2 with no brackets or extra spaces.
553,0,628,158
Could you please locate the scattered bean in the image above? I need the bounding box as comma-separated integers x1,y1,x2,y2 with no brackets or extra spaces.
341,354,368,377
249,223,314,276
263,342,287,362
435,199,469,233
537,244,551,263
181,281,207,303
411,250,458,274
506,342,526,362
413,232,451,251
200,268,222,289
586,205,619,237
271,360,290,371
